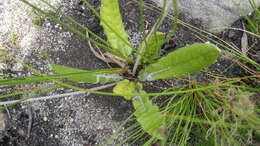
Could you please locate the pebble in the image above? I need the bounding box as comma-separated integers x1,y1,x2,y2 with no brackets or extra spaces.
228,30,237,39
43,116,48,121
17,129,25,137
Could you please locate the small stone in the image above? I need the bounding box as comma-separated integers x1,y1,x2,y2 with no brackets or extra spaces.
43,116,48,121
228,30,236,39
17,129,25,137
0,63,6,70
12,63,23,72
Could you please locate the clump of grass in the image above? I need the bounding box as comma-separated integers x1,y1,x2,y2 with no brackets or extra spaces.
107,78,260,145
244,0,260,35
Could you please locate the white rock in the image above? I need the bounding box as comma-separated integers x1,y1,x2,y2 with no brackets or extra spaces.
0,63,6,70
43,116,48,121
152,0,260,33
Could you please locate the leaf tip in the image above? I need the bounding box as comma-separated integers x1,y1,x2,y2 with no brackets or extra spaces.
205,42,221,53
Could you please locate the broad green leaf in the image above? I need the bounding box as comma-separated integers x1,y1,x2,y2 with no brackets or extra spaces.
139,32,166,63
138,43,221,81
113,79,136,100
113,80,166,139
100,0,133,56
133,92,166,140
51,64,123,84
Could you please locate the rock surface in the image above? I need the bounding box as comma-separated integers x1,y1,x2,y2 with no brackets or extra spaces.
153,0,260,32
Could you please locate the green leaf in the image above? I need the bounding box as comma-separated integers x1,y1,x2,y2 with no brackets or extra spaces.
133,93,166,140
100,0,132,56
139,32,166,63
51,64,123,84
113,79,136,100
113,80,167,139
138,43,221,81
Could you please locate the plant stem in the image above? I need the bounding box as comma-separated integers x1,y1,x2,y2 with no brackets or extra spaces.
132,0,170,75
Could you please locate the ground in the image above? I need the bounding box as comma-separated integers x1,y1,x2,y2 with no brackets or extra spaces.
0,0,259,146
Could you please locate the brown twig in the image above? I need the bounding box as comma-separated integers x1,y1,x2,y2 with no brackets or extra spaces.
0,83,116,106
86,32,127,68
86,32,111,63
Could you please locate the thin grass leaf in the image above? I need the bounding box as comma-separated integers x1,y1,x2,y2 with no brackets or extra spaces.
19,0,125,59
132,0,170,74
0,86,50,99
243,0,260,34
133,93,166,140
0,85,57,110
51,64,123,84
0,75,55,86
0,66,123,86
193,127,215,146
100,0,133,56
143,137,156,146
0,73,88,86
165,0,179,42
39,0,111,48
139,43,221,81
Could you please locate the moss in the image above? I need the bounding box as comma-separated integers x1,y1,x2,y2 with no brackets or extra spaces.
31,12,45,27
